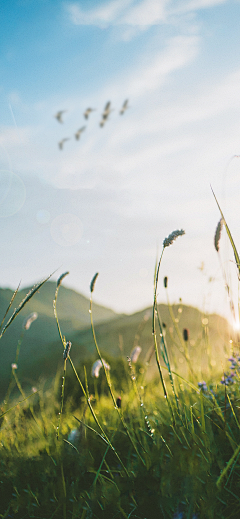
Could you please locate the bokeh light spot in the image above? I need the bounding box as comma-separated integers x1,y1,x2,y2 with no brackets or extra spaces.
36,209,50,224
50,213,83,247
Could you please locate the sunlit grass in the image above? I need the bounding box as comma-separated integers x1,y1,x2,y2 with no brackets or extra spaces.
0,193,240,518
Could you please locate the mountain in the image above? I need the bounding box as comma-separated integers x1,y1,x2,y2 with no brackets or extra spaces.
0,280,232,401
0,280,117,398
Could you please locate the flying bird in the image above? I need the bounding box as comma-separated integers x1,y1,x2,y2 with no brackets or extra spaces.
102,101,113,120
54,110,67,124
58,138,70,150
83,107,96,119
120,99,129,115
75,126,86,140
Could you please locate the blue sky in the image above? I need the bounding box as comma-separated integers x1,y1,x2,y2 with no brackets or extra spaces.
1,0,240,324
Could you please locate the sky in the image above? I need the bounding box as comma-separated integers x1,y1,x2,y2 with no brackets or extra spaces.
1,0,240,324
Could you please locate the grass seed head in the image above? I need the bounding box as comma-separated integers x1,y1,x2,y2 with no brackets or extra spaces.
91,358,110,378
183,328,189,341
57,271,69,287
23,312,38,330
63,341,72,360
90,272,99,293
130,345,141,363
116,396,122,408
164,276,168,288
163,229,185,248
214,218,223,252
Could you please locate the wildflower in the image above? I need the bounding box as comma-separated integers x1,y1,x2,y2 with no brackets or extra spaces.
198,380,207,391
183,328,189,341
63,341,71,360
11,363,18,370
221,372,235,385
91,359,110,378
214,218,223,252
32,387,37,393
164,276,168,288
130,346,141,363
163,229,185,249
23,312,38,330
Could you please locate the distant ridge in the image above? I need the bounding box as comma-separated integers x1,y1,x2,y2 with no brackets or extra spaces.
0,280,118,398
0,281,231,401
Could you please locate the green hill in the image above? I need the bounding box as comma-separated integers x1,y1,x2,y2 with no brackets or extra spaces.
0,280,117,398
0,280,232,401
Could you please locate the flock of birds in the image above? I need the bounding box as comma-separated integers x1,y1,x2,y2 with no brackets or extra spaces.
54,100,130,150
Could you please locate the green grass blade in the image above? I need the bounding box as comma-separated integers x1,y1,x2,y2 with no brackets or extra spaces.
0,280,21,332
0,273,54,339
211,186,240,276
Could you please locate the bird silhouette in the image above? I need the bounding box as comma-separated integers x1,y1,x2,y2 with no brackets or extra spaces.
54,110,67,124
75,126,86,140
102,101,113,120
120,99,129,115
58,138,70,150
83,108,96,119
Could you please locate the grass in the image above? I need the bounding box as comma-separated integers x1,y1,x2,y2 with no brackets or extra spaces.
1,192,240,518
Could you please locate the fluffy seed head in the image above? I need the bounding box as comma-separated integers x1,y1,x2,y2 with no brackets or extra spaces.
11,363,18,370
63,341,72,360
91,358,110,378
23,312,38,330
214,218,223,252
130,346,141,363
163,229,185,248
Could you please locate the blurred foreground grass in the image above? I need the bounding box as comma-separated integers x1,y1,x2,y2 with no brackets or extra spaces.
1,363,240,519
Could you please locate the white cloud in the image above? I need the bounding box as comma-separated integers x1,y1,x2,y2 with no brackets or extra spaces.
66,0,134,27
178,0,229,11
125,35,199,98
66,0,229,30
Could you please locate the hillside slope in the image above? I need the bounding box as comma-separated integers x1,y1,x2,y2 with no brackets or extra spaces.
0,295,232,400
0,280,118,397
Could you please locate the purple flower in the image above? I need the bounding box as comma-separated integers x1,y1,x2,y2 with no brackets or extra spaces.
198,381,207,391
221,372,235,385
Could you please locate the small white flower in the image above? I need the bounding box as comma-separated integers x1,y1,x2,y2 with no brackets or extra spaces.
11,363,18,370
23,312,38,330
130,346,141,363
91,359,110,378
32,387,37,393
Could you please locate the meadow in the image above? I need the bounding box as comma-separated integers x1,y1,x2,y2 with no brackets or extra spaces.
1,192,240,519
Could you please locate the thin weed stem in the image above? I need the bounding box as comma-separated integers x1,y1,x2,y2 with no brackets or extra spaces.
89,286,146,467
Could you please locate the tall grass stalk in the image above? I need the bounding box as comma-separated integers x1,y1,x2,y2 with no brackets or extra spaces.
89,273,146,467
152,230,185,424
53,272,130,476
